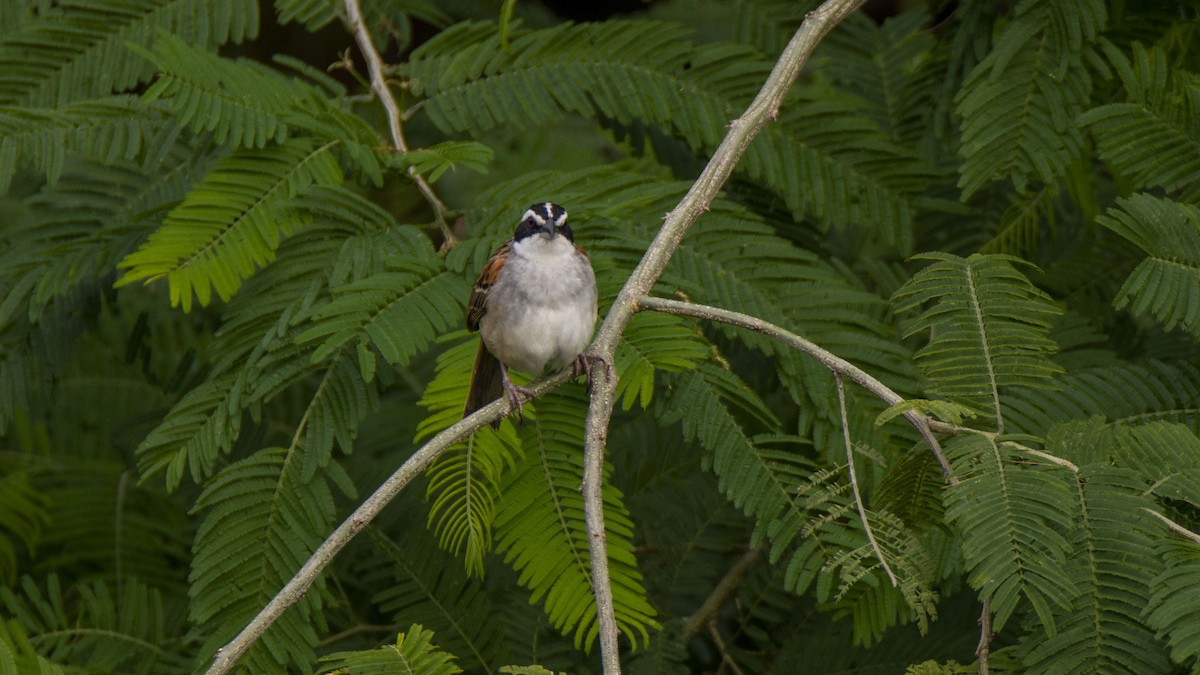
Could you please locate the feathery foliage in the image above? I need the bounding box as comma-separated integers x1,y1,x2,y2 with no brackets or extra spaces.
942,434,1077,632
494,387,659,650
1096,193,1200,337
5,0,1200,673
955,0,1104,197
189,448,353,671
893,253,1064,429
317,624,463,675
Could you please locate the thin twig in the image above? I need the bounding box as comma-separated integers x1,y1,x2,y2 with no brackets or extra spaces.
636,295,957,486
1009,443,1079,472
579,3,867,671
977,596,992,675
204,369,574,675
316,623,398,648
682,547,762,642
707,621,747,675
836,373,898,588
343,0,453,244
1144,507,1200,546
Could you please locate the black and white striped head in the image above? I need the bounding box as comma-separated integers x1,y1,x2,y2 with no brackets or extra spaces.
513,203,572,243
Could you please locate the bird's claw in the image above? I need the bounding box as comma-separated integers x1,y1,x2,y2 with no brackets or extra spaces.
503,379,535,423
572,352,611,385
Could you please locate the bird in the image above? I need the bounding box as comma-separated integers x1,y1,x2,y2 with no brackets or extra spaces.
463,202,599,427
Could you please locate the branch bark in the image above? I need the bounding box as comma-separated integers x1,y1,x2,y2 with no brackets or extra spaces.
579,2,867,671
977,596,992,675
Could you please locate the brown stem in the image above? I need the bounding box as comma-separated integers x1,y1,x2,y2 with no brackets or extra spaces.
682,547,762,642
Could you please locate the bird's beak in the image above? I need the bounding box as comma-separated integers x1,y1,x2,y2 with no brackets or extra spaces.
539,220,557,238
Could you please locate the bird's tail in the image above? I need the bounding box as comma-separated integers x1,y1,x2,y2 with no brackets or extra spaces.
464,340,504,429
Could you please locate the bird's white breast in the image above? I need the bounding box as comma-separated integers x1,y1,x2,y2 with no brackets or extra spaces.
481,234,597,374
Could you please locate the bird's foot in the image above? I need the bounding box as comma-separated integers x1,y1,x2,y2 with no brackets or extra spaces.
572,352,611,385
502,377,535,423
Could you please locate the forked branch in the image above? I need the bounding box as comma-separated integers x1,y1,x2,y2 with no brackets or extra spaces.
579,2,867,671
636,295,957,485
207,1,870,672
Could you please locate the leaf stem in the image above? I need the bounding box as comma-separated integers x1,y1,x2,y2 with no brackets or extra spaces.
837,373,898,587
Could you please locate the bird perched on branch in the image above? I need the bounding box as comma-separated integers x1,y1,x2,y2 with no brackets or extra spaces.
464,203,599,427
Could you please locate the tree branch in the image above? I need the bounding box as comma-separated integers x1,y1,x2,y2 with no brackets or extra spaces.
681,546,762,642
977,596,992,675
204,370,573,675
343,0,453,243
1144,507,1200,546
579,2,867,671
636,295,957,486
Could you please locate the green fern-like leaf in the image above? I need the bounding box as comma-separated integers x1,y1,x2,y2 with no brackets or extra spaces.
614,312,709,411
0,0,259,107
1095,194,1200,337
0,618,67,675
274,0,338,31
1015,459,1171,673
359,529,506,672
1079,41,1200,198
0,574,189,673
382,140,493,183
873,445,946,529
34,459,190,594
893,252,1064,431
296,250,468,368
1145,537,1200,667
317,624,463,675
417,337,523,576
135,192,403,489
494,387,659,651
819,9,938,147
403,20,933,246
189,448,352,672
657,365,787,532
134,374,242,489
138,32,297,148
942,434,1077,632
979,184,1060,256
955,0,1104,197
0,96,174,192
138,33,383,184
0,463,47,586
1111,422,1200,510
116,136,344,310
1005,360,1200,437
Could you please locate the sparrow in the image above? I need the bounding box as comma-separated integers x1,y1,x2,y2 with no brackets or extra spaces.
463,203,599,427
